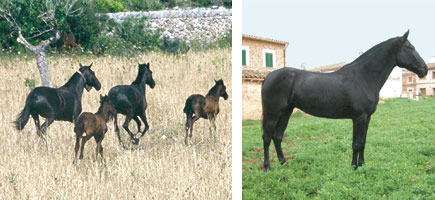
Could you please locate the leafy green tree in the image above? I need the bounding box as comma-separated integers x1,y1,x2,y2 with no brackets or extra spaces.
0,0,83,86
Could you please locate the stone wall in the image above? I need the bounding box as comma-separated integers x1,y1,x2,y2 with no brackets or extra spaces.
242,37,286,68
242,80,263,120
107,7,232,42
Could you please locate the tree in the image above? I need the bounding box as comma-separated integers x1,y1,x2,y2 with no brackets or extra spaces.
0,0,83,87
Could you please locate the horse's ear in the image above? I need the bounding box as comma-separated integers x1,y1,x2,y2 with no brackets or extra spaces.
100,94,103,99
401,30,409,42
89,62,93,68
79,63,83,67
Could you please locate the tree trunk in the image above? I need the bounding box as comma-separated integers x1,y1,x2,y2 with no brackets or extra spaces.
17,30,59,87
35,51,52,87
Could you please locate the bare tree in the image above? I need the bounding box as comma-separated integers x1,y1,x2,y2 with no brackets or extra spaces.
0,0,83,87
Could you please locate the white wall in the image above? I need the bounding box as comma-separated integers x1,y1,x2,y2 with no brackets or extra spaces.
380,67,402,98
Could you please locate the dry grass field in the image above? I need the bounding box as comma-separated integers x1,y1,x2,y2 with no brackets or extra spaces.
0,49,232,199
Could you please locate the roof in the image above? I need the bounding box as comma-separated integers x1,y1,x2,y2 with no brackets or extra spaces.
428,63,435,69
242,34,289,45
242,68,275,80
310,62,347,72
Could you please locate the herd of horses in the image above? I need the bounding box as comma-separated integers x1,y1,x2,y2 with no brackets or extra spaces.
13,62,229,163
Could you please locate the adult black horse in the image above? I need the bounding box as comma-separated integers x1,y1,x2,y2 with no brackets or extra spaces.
14,63,101,139
261,31,427,171
108,63,155,148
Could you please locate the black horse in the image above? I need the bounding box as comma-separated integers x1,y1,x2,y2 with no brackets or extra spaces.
108,63,155,147
261,31,428,170
183,79,229,145
14,63,101,139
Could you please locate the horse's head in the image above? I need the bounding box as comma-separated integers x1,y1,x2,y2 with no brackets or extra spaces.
396,30,428,78
215,79,229,100
99,94,116,121
138,62,156,89
79,62,102,91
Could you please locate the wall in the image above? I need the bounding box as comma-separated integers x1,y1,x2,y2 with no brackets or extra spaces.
242,37,286,68
107,7,232,42
380,67,402,98
242,80,263,120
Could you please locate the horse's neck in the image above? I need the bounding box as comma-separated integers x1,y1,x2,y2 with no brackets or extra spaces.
132,82,146,97
205,88,221,102
95,108,110,122
354,48,397,93
61,73,86,96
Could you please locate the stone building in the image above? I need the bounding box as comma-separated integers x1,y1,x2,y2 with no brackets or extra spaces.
403,63,435,96
242,35,289,120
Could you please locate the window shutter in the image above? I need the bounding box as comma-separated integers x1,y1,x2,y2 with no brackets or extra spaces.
242,50,246,66
265,53,273,67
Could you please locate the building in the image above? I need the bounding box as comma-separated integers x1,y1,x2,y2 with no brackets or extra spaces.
402,69,417,97
242,35,289,120
404,63,435,96
311,63,403,99
242,34,288,68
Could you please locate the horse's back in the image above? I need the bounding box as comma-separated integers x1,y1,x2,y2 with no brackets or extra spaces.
27,87,63,117
75,112,104,135
108,85,141,114
184,94,205,115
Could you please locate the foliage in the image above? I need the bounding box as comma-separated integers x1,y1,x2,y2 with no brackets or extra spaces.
160,36,190,55
242,98,435,199
94,0,126,13
24,78,35,89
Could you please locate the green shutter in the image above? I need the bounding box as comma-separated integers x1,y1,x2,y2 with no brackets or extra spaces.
242,50,246,66
265,53,273,67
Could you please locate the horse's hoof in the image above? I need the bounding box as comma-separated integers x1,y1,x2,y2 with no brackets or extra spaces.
358,161,364,167
131,138,139,145
352,164,358,170
280,160,287,166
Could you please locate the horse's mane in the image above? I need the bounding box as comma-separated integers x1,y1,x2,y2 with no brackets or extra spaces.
339,37,401,70
61,73,82,88
206,80,223,96
132,66,146,85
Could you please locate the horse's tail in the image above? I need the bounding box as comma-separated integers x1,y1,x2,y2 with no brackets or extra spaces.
183,97,193,115
14,98,32,130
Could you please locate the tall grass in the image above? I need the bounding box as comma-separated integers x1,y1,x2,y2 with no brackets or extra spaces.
243,98,434,199
0,49,231,199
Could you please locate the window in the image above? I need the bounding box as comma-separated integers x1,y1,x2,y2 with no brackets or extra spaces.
407,76,413,83
242,46,249,66
408,88,413,93
263,49,275,68
432,71,435,80
420,88,426,95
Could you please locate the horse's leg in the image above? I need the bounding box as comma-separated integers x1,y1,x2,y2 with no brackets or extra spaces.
272,108,293,166
94,135,103,163
113,114,127,149
358,115,371,167
189,115,200,138
351,115,369,169
73,134,80,164
79,135,91,160
40,116,55,137
31,114,42,138
138,112,149,138
262,113,279,171
132,116,141,134
185,114,191,145
122,115,139,145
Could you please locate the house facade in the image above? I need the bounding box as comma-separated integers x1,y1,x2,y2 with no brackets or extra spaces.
242,34,288,68
403,63,435,96
242,35,288,120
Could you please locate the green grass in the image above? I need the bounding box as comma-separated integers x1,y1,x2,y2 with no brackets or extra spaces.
242,97,434,199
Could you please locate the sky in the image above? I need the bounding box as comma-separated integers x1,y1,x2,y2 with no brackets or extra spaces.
242,0,435,69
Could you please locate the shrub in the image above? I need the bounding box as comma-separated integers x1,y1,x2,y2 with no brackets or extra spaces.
160,37,190,55
94,0,126,13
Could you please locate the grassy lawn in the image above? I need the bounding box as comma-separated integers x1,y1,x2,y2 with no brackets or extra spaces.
242,97,434,199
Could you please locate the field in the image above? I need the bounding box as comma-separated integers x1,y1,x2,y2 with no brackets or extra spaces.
0,49,231,199
243,98,434,199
